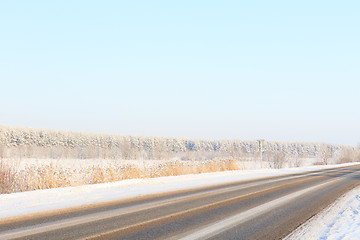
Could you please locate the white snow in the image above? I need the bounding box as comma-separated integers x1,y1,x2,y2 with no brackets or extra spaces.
1,162,359,240
285,181,360,240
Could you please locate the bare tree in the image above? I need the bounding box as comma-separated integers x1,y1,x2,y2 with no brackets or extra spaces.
120,140,132,160
353,144,360,163
267,152,287,169
338,148,355,163
291,154,303,167
0,144,4,159
319,144,333,165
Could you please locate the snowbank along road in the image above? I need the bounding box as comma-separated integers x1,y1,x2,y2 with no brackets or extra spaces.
1,164,360,240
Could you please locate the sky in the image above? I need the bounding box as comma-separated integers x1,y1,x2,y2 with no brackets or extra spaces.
0,1,359,146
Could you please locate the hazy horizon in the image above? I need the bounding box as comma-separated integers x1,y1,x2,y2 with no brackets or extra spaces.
1,1,359,146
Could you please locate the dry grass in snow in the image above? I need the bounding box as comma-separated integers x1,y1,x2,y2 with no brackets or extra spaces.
0,160,16,194
0,159,240,194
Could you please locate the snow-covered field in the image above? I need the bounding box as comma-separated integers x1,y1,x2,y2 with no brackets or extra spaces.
0,156,326,191
6,157,319,171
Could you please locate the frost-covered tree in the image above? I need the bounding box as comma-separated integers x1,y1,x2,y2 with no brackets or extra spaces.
0,125,349,161
318,144,334,165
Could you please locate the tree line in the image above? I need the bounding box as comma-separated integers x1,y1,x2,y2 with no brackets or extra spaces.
0,126,357,164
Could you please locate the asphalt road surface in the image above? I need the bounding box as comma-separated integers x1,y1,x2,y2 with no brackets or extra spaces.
1,164,360,240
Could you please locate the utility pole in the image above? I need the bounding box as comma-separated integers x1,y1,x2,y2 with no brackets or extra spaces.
258,139,265,168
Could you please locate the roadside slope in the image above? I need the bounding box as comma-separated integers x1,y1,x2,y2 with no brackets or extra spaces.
285,184,360,240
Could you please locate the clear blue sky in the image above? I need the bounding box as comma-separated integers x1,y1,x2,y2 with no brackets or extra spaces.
1,1,359,145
